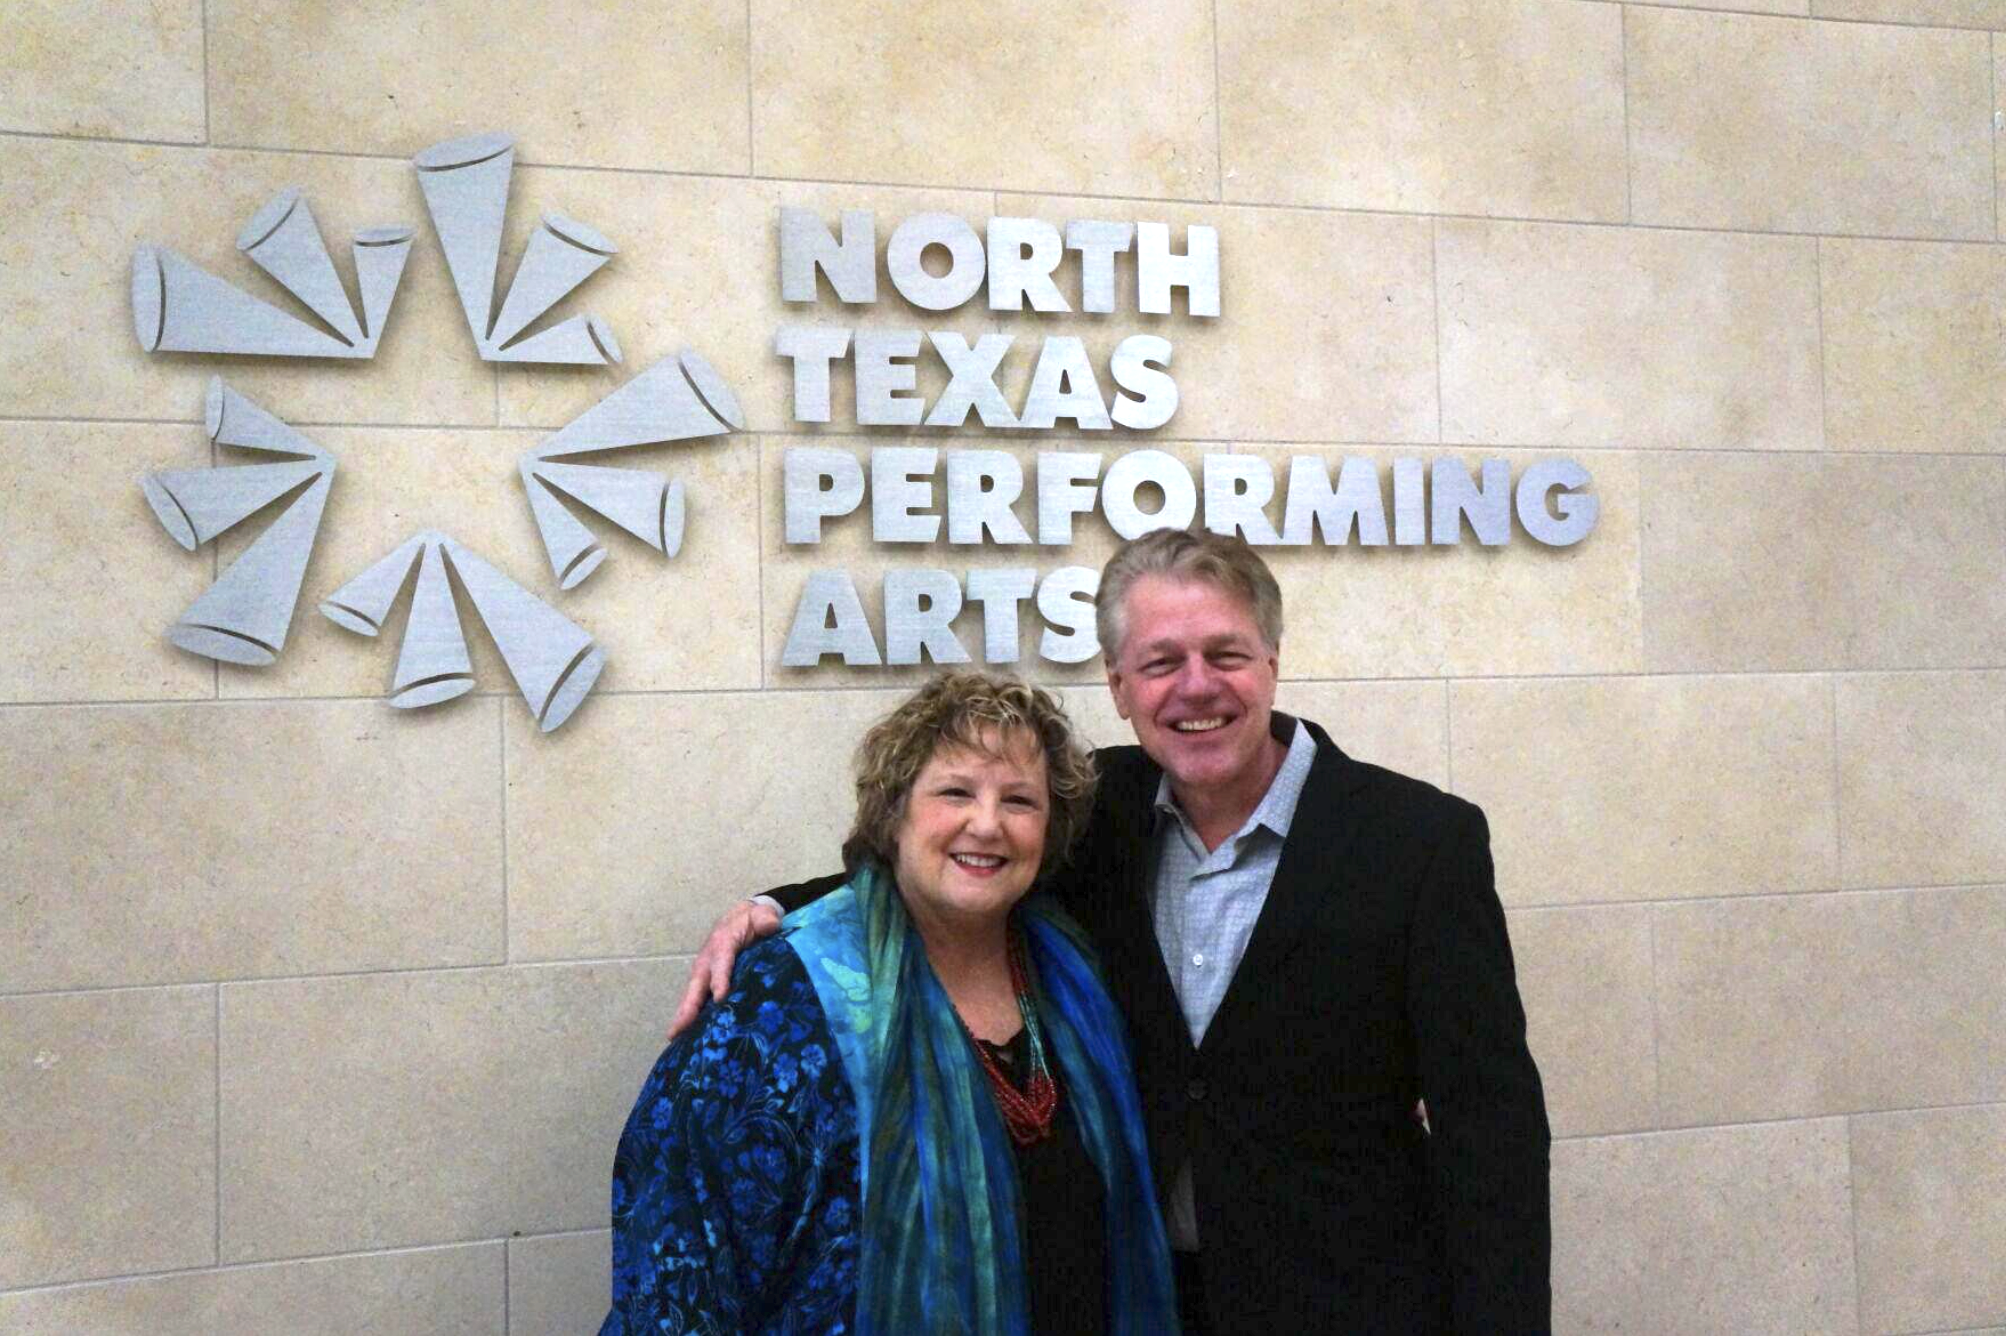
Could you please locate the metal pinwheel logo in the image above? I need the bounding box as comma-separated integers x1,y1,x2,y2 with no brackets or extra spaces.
131,131,743,733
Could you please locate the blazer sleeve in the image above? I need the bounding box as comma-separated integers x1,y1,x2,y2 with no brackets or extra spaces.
1408,802,1553,1334
765,870,849,916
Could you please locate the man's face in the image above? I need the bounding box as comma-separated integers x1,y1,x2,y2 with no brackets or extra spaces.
1105,574,1280,797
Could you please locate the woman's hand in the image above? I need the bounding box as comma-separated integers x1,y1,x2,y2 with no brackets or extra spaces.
666,898,783,1039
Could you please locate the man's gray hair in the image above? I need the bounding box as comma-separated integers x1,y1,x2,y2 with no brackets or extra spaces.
1096,527,1285,664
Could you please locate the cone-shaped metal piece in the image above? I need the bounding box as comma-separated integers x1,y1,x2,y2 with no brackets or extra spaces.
441,537,604,732
534,353,728,458
236,187,362,346
489,211,616,349
206,377,327,460
136,246,362,358
389,540,475,708
532,461,677,555
520,465,608,590
143,460,325,551
319,532,427,636
353,227,415,344
488,314,619,365
679,347,745,431
414,131,515,349
167,470,332,664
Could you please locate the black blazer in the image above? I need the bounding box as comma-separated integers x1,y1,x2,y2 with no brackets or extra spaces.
773,713,1550,1333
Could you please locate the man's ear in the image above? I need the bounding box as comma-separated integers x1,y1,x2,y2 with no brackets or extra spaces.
1105,662,1131,720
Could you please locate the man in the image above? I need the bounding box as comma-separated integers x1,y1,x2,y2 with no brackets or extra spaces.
671,529,1551,1333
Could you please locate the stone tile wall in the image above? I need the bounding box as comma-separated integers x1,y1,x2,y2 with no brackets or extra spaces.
2,2,2001,1331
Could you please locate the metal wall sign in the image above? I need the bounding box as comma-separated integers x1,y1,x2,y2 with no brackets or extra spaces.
126,129,1602,716
770,209,1599,669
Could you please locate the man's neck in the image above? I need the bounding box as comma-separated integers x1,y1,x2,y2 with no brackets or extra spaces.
1171,730,1291,853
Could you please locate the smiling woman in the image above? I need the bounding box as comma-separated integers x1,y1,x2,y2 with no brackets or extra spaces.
601,672,1178,1335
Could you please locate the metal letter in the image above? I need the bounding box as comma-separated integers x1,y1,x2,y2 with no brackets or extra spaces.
1018,336,1112,431
1037,452,1103,545
966,568,1037,663
925,331,1018,429
1066,221,1134,315
781,570,882,667
885,213,985,312
1101,449,1197,540
1280,456,1388,546
1109,334,1178,431
1392,457,1427,547
986,217,1069,313
775,325,852,423
853,329,925,427
780,207,877,305
1036,566,1101,664
1431,457,1512,546
1202,455,1280,545
1516,458,1599,547
783,447,866,544
871,447,941,543
1136,222,1220,318
946,450,1031,545
884,568,971,666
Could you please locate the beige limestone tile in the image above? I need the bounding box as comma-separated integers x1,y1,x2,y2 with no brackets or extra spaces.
1853,1105,2006,1334
1817,0,2006,28
213,425,761,701
0,0,204,140
750,0,1216,199
0,421,214,703
1439,221,1823,451
1823,238,2006,453
1551,1121,1857,1334
206,0,746,174
993,195,1439,445
0,700,502,991
494,174,998,435
1256,446,1643,679
504,688,900,960
1451,675,1837,906
1627,0,1806,11
0,138,493,425
1216,0,1626,221
1505,905,1657,1137
0,1244,505,1335
0,988,214,1289
509,1232,610,1336
1641,454,2006,673
1837,671,2006,888
1655,888,2006,1126
220,960,680,1260
1628,8,1995,238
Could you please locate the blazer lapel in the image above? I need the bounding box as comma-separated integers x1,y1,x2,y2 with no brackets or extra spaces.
1199,721,1368,1055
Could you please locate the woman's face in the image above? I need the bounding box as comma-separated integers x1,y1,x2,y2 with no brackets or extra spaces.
892,730,1050,937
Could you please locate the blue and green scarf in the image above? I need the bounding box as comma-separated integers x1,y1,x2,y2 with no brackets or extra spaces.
781,865,1179,1335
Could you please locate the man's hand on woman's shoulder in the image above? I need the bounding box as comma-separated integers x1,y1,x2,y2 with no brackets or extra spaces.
666,897,783,1039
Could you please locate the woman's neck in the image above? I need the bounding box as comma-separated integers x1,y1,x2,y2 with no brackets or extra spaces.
913,913,1021,1043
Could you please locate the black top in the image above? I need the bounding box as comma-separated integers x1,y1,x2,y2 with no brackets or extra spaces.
981,1029,1108,1336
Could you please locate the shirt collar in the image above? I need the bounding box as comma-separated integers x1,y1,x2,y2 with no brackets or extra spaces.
1152,715,1316,844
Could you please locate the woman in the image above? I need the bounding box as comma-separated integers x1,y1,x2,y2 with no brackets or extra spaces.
601,672,1178,1334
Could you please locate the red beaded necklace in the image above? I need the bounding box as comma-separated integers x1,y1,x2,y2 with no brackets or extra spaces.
960,928,1059,1146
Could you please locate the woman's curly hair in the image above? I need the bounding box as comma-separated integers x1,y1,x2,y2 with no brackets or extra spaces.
842,672,1098,884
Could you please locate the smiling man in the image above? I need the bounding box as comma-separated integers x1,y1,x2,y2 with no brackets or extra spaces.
673,528,1551,1334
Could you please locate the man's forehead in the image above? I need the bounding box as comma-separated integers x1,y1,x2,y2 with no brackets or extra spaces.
1125,577,1264,638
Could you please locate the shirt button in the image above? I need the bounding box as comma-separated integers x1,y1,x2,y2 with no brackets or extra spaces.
1191,952,1205,968
1187,1078,1208,1102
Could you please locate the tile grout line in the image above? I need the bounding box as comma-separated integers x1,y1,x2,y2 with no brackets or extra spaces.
1429,217,1445,444
1209,0,1225,204
1441,680,1454,793
1812,237,1831,451
212,983,222,1264
1620,4,1635,225
200,0,211,146
1845,1115,1866,1329
13,125,2006,250
499,701,510,965
501,1233,511,1333
1559,1097,2006,1144
744,0,757,177
1646,907,1665,1128
9,881,2006,1003
1830,672,1847,889
1993,32,2001,243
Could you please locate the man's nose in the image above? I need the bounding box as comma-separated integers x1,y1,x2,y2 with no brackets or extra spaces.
1172,658,1218,696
